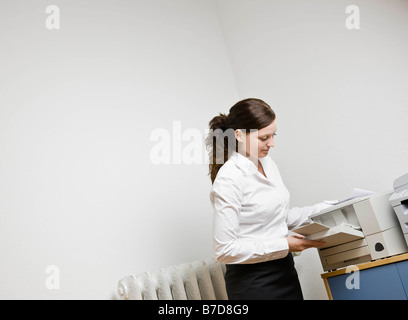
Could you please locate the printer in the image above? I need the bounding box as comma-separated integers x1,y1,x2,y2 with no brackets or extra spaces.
293,190,408,271
389,173,408,247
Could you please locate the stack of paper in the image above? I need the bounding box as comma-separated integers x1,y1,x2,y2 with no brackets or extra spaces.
293,222,364,249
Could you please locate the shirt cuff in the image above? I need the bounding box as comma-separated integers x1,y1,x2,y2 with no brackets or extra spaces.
263,237,289,260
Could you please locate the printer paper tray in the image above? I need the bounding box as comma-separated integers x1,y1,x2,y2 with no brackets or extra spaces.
293,222,364,249
318,239,371,271
320,248,371,271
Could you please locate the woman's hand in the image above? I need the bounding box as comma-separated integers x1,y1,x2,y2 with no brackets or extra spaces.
286,234,326,252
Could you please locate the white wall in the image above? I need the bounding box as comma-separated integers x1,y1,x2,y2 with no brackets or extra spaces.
2,0,408,300
216,0,408,299
0,0,238,299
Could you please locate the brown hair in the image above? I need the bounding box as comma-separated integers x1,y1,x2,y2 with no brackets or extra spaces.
205,98,276,184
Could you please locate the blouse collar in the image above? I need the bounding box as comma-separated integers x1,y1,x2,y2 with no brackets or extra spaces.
230,151,259,174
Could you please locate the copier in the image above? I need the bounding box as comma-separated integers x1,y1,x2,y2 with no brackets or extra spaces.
389,173,408,247
293,190,408,271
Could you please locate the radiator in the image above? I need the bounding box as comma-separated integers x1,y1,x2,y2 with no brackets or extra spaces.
118,258,228,300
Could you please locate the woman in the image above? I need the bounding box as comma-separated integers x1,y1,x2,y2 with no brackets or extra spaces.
206,98,332,300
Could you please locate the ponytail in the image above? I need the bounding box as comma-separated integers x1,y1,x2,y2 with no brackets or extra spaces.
209,113,228,131
205,113,237,184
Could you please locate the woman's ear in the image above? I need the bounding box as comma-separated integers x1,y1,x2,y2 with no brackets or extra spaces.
235,129,244,143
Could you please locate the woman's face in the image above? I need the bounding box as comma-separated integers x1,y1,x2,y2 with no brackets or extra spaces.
236,120,277,161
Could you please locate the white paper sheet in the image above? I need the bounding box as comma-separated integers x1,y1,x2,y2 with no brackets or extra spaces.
336,188,374,204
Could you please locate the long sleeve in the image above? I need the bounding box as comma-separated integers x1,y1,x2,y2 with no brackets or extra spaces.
286,201,335,231
211,175,289,264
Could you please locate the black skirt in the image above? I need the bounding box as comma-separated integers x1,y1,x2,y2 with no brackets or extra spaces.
224,254,303,300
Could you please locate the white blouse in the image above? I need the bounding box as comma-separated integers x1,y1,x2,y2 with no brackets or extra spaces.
210,151,332,264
